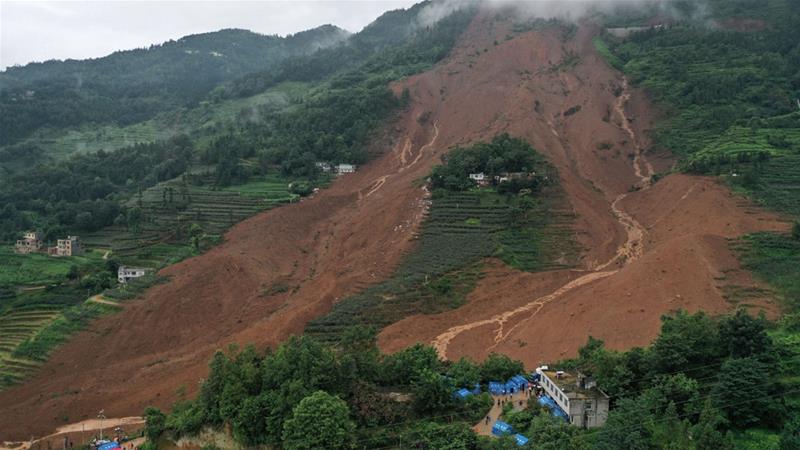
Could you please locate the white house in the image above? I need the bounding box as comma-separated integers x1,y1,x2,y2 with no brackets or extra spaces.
118,266,151,284
336,163,356,174
315,162,332,173
469,172,490,186
538,368,610,428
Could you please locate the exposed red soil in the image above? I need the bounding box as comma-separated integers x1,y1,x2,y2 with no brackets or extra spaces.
378,12,788,368
0,9,789,442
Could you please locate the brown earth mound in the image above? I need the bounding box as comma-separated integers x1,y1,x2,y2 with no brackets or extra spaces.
0,9,788,441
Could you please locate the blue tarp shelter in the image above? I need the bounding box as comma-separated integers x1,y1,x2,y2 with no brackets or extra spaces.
514,434,529,446
489,381,506,395
454,388,472,400
530,372,541,382
509,375,529,390
538,395,556,409
553,407,569,421
492,420,514,436
538,395,569,421
98,443,120,450
471,383,482,395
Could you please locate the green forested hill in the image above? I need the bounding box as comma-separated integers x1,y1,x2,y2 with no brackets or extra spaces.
0,25,349,146
0,1,477,242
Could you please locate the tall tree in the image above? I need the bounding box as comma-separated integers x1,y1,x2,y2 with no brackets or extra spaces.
282,391,355,450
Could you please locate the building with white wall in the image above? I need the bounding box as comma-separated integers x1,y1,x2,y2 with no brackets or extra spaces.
538,368,610,428
118,266,151,284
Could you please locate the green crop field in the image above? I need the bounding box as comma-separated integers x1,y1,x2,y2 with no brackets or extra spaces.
0,247,105,287
306,185,578,342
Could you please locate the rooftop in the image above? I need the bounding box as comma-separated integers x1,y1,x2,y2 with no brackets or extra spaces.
542,369,609,400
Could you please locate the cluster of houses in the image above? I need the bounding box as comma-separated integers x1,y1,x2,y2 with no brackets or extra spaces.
315,162,356,175
469,171,535,187
15,231,152,285
14,231,83,257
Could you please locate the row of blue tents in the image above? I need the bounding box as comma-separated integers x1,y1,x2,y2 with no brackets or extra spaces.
488,374,530,395
453,373,536,399
491,420,529,446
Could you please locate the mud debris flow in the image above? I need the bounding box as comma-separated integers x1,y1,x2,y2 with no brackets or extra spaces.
0,13,788,441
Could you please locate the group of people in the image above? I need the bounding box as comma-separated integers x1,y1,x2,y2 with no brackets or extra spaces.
483,381,545,425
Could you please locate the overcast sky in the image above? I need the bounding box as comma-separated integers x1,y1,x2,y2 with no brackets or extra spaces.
0,0,420,69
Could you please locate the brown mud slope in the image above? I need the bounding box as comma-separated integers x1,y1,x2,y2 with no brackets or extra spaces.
377,13,788,365
1,14,474,440
0,11,788,440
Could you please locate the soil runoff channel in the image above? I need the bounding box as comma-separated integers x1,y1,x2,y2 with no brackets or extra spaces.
433,77,654,358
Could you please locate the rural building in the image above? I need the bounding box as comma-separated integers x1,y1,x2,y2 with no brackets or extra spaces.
469,172,490,186
537,368,609,428
117,266,151,284
15,231,44,254
49,236,83,257
336,163,356,174
315,162,332,173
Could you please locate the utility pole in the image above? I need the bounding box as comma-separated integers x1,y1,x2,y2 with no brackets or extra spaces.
98,410,106,441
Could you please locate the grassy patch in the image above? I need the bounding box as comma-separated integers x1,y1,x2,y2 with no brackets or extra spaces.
732,428,781,450
592,36,624,70
0,247,104,287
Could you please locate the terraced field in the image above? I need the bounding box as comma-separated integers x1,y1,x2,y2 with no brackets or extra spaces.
0,281,107,389
743,154,800,218
306,186,577,342
83,175,302,267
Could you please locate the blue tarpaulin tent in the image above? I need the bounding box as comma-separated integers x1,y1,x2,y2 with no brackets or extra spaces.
538,395,569,421
471,383,482,395
514,434,529,446
553,407,569,421
492,420,514,436
530,372,541,382
454,388,472,400
489,381,506,395
98,443,120,450
538,395,556,409
510,375,529,389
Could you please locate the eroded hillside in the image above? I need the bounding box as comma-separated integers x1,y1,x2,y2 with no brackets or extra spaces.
0,9,788,441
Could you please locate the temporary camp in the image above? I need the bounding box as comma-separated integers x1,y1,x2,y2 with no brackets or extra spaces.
491,420,514,436
489,381,506,395
454,388,472,400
